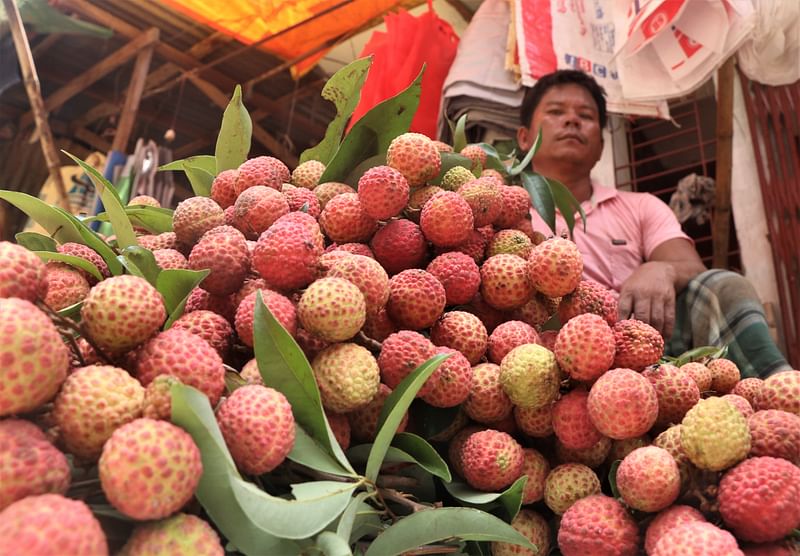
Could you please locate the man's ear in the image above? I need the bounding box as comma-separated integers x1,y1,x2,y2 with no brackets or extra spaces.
517,126,531,150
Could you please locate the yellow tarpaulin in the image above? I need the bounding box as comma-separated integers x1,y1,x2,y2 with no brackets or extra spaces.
158,0,423,77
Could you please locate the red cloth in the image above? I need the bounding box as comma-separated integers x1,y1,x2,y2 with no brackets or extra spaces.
348,0,459,139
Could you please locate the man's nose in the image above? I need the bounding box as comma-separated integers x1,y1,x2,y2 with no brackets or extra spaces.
563,110,581,127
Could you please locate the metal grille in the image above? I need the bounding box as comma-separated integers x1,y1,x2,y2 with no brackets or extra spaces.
738,72,800,366
613,95,742,270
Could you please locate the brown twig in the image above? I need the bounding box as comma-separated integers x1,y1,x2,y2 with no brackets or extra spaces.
356,331,383,354
376,475,419,490
37,301,114,364
379,488,437,514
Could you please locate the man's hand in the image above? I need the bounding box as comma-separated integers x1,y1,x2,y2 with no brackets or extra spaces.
617,261,677,338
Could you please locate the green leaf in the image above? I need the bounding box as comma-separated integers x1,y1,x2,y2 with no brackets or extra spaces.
609,459,621,499
63,151,139,249
509,128,541,176
160,155,216,174
15,232,57,252
442,476,528,521
366,353,449,482
319,67,423,184
453,114,468,153
364,507,535,556
58,301,83,319
92,206,173,234
348,434,450,482
301,57,372,166
430,152,473,185
289,424,356,476
120,246,161,287
548,177,586,237
184,166,215,197
411,403,463,440
475,143,509,175
0,190,87,245
225,369,248,392
674,345,724,367
57,209,124,276
521,172,556,234
156,268,209,328
160,155,217,197
253,293,355,475
215,84,252,174
315,531,352,556
344,154,386,189
336,492,373,542
170,384,301,555
34,251,102,281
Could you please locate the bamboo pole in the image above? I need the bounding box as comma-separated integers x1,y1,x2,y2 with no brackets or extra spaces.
712,57,735,269
2,0,70,212
111,35,157,153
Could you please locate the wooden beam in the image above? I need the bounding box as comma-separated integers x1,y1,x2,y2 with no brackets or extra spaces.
111,38,156,153
19,27,160,130
712,57,735,269
2,0,70,212
73,126,111,152
186,74,298,166
31,33,61,58
59,0,325,140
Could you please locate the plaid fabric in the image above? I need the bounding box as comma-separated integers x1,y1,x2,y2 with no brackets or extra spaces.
666,269,792,378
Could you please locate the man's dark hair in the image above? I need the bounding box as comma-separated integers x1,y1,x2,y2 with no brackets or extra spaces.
519,70,608,129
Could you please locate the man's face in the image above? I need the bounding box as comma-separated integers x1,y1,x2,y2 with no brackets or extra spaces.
517,83,603,171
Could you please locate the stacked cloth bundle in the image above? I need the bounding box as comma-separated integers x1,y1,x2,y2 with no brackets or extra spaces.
438,0,523,144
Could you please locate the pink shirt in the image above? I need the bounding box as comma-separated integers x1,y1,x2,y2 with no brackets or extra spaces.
529,184,692,293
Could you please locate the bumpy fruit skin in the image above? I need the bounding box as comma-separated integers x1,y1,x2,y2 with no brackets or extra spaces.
172,196,225,245
386,132,441,187
587,368,659,440
281,183,321,217
0,494,107,556
544,463,601,515
519,448,550,505
135,328,225,406
0,420,70,511
420,347,473,408
420,191,474,247
722,394,754,418
706,357,741,394
731,377,765,406
142,375,180,420
616,446,679,512
120,513,224,556
552,389,604,450
491,509,550,556
99,419,201,520
172,309,233,357
326,254,390,316
357,165,410,220
81,275,166,354
487,229,533,259
457,178,503,227
319,193,378,243
216,385,296,475
291,159,326,189
464,363,514,423
460,144,488,169
298,277,366,342
528,238,583,297
719,456,800,542
756,370,800,415
312,343,380,413
153,248,188,270
0,241,46,301
429,311,487,365
232,185,290,239
480,254,534,310
555,437,612,469
315,182,355,209
488,320,540,365
511,292,559,329
53,365,144,460
0,299,70,416
514,404,554,438
42,263,89,311
253,217,323,291
188,225,250,296
138,231,179,251
58,242,110,284
557,494,639,556
652,522,743,556
386,269,446,330
440,165,474,191
681,361,713,392
461,429,524,491
495,185,532,229
235,156,288,195
612,319,664,370
348,383,409,442
499,344,560,409
748,409,800,462
426,251,481,306
370,219,429,275
185,288,236,323
681,397,751,470
558,279,618,326
642,364,701,426
644,505,706,555
378,330,436,392
554,313,615,381
235,289,297,346
210,168,238,208
653,425,692,486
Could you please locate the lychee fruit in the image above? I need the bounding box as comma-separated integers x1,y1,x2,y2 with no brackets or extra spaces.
519,448,550,505
252,216,323,291
298,277,366,342
652,521,742,556
234,288,297,347
480,254,534,310
58,242,110,284
499,343,560,409
386,132,441,187
554,313,615,381
457,177,502,227
440,165,474,191
142,375,180,420
370,219,429,275
708,358,741,394
425,251,481,306
487,229,533,259
681,361,713,392
528,237,583,297
326,411,351,450
281,183,321,217
722,393,755,418
419,347,472,408
558,494,639,556
312,343,380,413
429,310,487,365
460,144,487,170
587,368,659,439
348,383,408,442
210,168,238,208
0,241,46,301
756,371,800,415
494,185,532,229
325,254,389,316
357,165,409,220
386,269,446,330
514,404,554,438
172,309,233,357
188,225,250,296
153,248,188,270
172,196,225,245
488,320,540,365
680,396,751,471
747,409,800,463
555,437,612,469
319,192,378,243
616,446,680,512
544,464,601,515
235,156,288,195
491,509,550,556
510,292,559,329
642,363,701,426
420,191,474,248
232,185,290,239
612,319,664,371
731,377,765,406
120,513,223,556
291,159,325,189
464,363,513,424
460,429,524,491
378,330,436,394
644,505,707,555
552,389,605,450
314,181,355,209
558,279,618,325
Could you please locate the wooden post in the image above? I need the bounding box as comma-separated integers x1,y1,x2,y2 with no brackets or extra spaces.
2,0,70,211
111,36,157,153
712,57,735,269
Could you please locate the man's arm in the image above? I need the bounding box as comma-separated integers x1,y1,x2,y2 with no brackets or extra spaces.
617,238,706,338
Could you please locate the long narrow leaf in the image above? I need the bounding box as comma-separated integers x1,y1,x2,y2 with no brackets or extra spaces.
215,85,252,174
289,424,356,476
442,476,528,521
366,354,448,482
509,128,542,176
15,232,57,252
34,251,102,281
121,246,161,287
56,208,123,275
521,172,556,233
315,531,352,556
184,165,215,197
547,177,586,237
253,293,355,474
160,155,216,174
0,190,86,245
452,114,468,153
157,269,209,327
336,492,373,542
364,508,535,556
90,206,174,234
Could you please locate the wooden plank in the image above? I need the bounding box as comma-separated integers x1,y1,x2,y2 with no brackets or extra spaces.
2,0,70,211
73,126,111,152
31,33,61,57
111,38,157,152
712,57,735,269
59,0,325,140
19,27,160,130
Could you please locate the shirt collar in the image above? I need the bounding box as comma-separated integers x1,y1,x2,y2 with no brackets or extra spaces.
588,183,618,210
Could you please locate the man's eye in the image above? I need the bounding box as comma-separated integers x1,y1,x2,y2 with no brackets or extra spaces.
580,113,594,120
548,109,562,115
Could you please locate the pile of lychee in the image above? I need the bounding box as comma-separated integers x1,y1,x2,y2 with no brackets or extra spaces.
0,130,798,555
